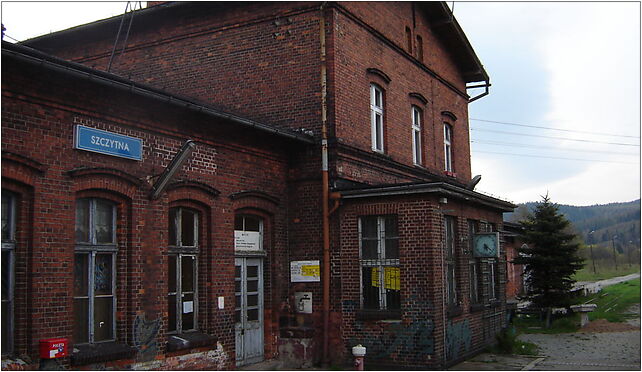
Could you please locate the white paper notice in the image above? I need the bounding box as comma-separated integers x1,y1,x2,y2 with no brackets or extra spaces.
183,301,194,313
49,350,57,358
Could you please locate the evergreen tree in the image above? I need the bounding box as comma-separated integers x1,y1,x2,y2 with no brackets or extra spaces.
514,195,584,311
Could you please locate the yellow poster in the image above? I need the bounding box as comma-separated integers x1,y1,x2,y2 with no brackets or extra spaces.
371,267,400,291
301,265,320,277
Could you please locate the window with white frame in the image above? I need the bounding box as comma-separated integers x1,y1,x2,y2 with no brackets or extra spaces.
467,220,482,304
2,190,16,354
444,123,453,172
445,216,457,307
74,198,117,344
370,84,384,153
168,207,199,333
359,215,400,311
412,106,422,165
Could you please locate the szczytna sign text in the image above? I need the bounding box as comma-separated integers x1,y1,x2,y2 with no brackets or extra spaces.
74,125,143,160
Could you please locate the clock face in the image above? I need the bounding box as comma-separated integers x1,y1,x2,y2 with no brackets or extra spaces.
473,233,499,258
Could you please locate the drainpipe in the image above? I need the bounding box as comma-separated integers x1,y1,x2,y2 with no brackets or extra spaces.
467,81,490,103
319,3,331,366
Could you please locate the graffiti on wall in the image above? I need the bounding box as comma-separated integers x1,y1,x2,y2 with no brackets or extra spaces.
445,319,471,361
342,295,435,361
133,314,161,362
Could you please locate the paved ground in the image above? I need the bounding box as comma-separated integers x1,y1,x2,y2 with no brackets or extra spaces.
451,274,641,371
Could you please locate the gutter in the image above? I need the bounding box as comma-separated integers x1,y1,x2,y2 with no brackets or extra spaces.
2,41,315,145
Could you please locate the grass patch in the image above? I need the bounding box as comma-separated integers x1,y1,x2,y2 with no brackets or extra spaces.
573,264,640,282
487,327,539,355
573,278,641,322
514,313,580,334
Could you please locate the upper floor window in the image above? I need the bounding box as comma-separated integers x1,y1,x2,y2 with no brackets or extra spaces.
74,198,117,344
444,123,453,172
370,84,385,153
405,26,412,53
2,190,16,354
168,207,199,334
234,215,263,251
416,35,423,61
411,106,422,165
359,215,400,311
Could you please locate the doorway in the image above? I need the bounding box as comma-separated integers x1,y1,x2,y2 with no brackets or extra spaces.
234,257,264,366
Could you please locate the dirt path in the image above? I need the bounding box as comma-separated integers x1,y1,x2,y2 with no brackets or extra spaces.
519,304,641,370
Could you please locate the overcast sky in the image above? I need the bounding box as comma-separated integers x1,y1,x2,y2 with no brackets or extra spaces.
1,1,640,206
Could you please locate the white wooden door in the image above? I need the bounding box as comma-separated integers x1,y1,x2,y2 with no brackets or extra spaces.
235,257,264,366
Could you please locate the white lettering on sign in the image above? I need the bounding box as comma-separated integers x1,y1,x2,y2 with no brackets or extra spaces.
90,135,131,151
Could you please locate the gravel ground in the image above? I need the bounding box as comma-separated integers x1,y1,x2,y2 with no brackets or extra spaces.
519,304,641,371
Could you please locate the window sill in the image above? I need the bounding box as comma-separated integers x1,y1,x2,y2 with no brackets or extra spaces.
355,309,401,321
71,342,136,366
166,332,217,352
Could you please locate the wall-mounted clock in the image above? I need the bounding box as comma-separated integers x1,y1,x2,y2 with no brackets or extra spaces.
473,232,499,258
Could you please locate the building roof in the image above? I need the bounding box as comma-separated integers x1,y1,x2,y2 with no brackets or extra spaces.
2,41,316,144
338,181,516,212
21,1,489,84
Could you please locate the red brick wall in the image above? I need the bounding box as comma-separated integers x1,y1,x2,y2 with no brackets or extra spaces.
333,195,505,368
2,55,297,368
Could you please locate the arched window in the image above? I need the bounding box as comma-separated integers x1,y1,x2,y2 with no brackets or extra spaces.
370,84,385,153
74,198,117,344
411,106,422,165
444,123,453,172
167,207,199,334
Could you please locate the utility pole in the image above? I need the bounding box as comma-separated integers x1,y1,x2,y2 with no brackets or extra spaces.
612,235,618,271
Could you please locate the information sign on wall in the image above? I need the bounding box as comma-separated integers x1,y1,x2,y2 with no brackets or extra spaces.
290,260,320,282
234,231,261,251
74,125,143,160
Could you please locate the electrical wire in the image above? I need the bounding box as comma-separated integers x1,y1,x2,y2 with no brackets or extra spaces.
470,118,640,139
2,33,20,43
473,150,639,164
471,139,639,156
470,128,640,146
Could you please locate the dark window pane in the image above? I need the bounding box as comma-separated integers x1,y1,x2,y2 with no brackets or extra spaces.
385,238,399,259
247,309,258,321
180,209,196,247
361,239,378,260
95,200,114,244
247,265,258,278
235,310,241,323
168,294,176,332
168,255,177,293
235,280,241,293
169,209,178,246
247,279,258,292
181,256,195,293
361,217,377,238
384,216,398,237
234,216,243,231
94,296,113,341
235,295,241,309
182,293,194,330
2,251,10,301
234,265,241,279
1,192,12,241
75,199,90,243
362,267,380,310
386,288,401,310
94,254,112,295
244,216,260,232
74,254,88,297
247,294,258,307
74,299,89,343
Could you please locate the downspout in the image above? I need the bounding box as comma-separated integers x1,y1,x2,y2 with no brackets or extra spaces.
319,2,331,366
467,81,490,103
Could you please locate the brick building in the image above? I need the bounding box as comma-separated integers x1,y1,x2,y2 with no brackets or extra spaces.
2,2,514,369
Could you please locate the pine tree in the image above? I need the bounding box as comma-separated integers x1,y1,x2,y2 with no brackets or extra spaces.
514,195,584,313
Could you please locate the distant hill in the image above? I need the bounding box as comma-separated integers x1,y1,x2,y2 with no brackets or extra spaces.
505,199,641,249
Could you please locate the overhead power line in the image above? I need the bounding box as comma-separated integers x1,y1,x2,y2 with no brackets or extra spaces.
471,140,640,156
471,128,640,147
474,150,639,165
471,118,640,139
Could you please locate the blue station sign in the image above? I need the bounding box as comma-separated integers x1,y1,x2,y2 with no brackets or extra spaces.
74,125,143,161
